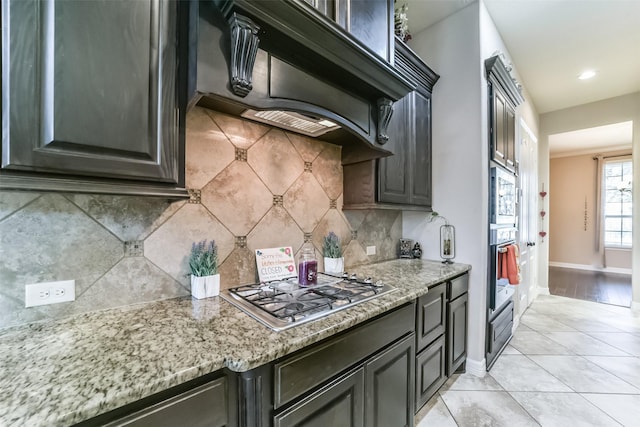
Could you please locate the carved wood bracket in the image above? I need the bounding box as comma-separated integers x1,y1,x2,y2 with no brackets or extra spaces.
376,98,394,145
228,12,260,97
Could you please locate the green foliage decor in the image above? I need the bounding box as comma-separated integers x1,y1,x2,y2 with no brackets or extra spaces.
189,239,218,277
322,232,343,258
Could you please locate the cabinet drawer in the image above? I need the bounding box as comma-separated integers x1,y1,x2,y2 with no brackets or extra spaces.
415,335,446,412
274,302,415,409
105,377,228,427
416,283,446,352
488,300,514,355
448,274,469,300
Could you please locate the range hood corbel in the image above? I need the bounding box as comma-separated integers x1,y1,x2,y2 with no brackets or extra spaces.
189,0,416,165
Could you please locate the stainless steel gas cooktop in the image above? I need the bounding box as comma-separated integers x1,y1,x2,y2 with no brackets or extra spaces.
221,273,395,331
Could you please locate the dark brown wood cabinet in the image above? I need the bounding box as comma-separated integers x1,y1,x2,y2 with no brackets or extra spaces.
486,55,524,174
414,273,468,412
1,0,188,197
302,0,394,62
343,40,438,210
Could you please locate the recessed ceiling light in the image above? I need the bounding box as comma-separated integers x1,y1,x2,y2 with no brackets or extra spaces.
578,70,597,80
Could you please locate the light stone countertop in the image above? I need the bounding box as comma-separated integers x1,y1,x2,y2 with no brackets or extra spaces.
0,259,470,426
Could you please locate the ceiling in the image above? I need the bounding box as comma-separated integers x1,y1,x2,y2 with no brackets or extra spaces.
403,0,640,152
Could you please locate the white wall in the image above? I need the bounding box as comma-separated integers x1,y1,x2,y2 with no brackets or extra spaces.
403,2,486,374
403,0,541,374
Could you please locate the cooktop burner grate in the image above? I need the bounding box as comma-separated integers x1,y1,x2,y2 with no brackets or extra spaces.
222,273,395,331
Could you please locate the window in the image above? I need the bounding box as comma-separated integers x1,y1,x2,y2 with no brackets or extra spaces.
603,159,632,247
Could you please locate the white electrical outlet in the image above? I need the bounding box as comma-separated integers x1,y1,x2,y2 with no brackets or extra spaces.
25,280,75,308
366,246,376,255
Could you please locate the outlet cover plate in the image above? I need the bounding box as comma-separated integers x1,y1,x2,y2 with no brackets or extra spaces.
366,246,376,255
25,280,75,308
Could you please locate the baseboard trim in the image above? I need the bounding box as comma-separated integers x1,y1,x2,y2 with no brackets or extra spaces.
549,261,632,275
535,286,550,296
632,301,640,312
465,357,486,377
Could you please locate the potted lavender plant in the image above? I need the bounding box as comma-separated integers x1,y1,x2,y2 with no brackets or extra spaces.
188,239,220,299
322,231,344,275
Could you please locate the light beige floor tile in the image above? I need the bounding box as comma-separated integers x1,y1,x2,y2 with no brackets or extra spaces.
501,344,522,355
440,372,504,392
586,332,640,356
585,356,640,390
489,355,572,392
542,331,631,356
509,330,574,355
529,355,640,393
520,312,577,332
440,390,539,427
414,395,457,427
510,392,621,427
582,393,640,427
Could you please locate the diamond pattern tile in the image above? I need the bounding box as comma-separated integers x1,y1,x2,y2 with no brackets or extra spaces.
284,173,330,232
247,206,304,254
201,161,273,236
0,194,123,301
343,240,369,269
186,107,236,189
248,129,305,195
286,132,328,162
208,110,270,149
67,194,184,241
312,209,352,256
144,204,235,286
69,257,189,315
218,247,257,289
313,144,343,199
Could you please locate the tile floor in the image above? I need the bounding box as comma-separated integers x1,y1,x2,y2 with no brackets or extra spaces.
415,294,640,426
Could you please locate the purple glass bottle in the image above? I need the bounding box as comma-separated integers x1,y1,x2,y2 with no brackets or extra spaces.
298,243,318,286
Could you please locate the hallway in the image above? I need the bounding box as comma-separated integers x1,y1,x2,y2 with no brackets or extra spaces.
548,266,632,307
415,294,640,426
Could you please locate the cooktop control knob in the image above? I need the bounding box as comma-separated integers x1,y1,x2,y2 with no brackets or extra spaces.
342,272,349,279
373,280,384,288
349,273,358,281
363,277,372,284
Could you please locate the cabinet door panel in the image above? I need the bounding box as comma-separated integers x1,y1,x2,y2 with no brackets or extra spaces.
416,283,446,352
506,105,516,169
274,369,365,427
447,293,468,375
492,89,507,167
410,91,432,206
3,0,181,184
415,335,446,411
377,94,410,204
365,334,414,427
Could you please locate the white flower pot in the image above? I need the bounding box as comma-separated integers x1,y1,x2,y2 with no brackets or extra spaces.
190,274,220,299
324,257,344,275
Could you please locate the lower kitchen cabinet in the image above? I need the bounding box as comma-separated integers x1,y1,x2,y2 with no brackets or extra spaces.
273,368,365,427
414,272,469,412
415,335,446,410
75,372,232,427
274,333,415,427
365,334,415,427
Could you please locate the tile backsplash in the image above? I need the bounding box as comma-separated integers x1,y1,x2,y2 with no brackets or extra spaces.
0,107,402,328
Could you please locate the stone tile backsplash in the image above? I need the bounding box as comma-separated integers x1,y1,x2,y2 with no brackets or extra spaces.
0,107,402,328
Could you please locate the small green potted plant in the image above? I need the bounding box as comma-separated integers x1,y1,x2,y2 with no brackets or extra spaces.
188,239,220,299
322,231,344,275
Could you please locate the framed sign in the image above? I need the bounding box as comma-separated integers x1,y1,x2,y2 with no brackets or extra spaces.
255,247,297,283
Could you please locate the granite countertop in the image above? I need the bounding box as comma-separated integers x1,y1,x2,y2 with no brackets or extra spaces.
0,259,470,426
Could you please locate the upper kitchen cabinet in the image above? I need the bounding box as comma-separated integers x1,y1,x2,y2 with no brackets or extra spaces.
343,39,439,210
302,0,394,62
1,0,188,197
485,55,524,174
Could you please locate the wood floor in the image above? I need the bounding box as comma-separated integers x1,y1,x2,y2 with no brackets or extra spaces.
548,266,632,307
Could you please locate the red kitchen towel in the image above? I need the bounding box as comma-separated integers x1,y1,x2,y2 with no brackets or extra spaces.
498,244,520,285
505,244,521,285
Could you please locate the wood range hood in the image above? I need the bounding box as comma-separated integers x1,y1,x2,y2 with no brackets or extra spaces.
187,0,416,165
